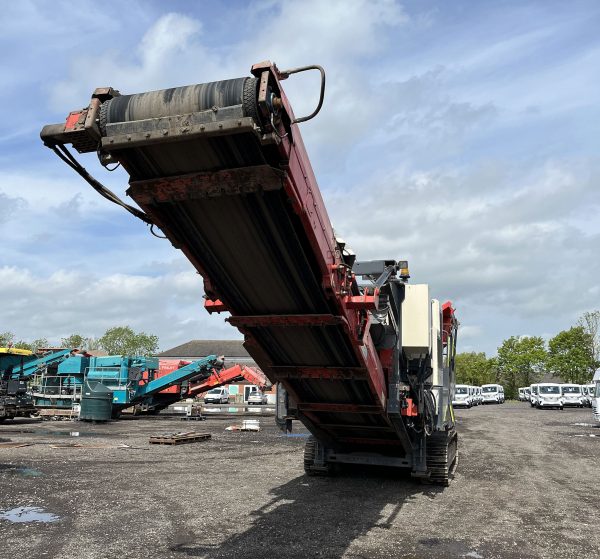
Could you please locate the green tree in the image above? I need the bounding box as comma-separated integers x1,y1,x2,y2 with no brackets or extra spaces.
455,352,496,385
1,332,50,352
30,338,50,352
0,331,14,346
12,337,49,352
86,337,101,351
497,336,546,399
98,326,159,356
548,326,596,384
578,310,600,368
61,334,89,350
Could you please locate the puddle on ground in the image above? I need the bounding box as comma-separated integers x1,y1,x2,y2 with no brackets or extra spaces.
0,429,35,434
0,506,59,523
17,467,43,477
419,538,483,558
278,433,310,438
32,430,112,438
0,464,43,477
573,423,595,427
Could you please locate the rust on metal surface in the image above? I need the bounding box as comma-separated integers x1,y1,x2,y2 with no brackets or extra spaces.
227,314,347,328
128,165,284,204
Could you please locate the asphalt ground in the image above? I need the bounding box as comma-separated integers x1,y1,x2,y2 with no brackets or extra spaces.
0,402,599,559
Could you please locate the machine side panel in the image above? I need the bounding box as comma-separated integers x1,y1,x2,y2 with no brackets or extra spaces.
401,285,431,360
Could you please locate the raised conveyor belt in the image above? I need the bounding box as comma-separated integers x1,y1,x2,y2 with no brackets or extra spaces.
42,63,398,451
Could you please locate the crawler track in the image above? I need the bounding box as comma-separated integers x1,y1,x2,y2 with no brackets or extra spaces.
426,429,458,486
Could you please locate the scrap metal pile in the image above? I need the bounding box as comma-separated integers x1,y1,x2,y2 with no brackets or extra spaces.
41,61,459,484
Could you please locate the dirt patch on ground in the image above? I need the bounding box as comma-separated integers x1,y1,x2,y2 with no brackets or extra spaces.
1,404,598,558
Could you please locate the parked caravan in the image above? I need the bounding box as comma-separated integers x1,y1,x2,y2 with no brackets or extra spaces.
560,384,585,408
481,384,504,404
536,383,563,409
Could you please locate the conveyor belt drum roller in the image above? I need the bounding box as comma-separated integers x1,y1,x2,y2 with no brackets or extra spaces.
99,77,262,133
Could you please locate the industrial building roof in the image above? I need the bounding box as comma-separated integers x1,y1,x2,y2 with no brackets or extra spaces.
158,339,250,359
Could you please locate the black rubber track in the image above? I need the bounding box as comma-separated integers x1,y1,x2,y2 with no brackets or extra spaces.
303,436,333,476
426,429,458,486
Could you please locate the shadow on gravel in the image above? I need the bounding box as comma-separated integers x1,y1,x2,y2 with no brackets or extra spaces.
0,417,40,426
170,467,442,559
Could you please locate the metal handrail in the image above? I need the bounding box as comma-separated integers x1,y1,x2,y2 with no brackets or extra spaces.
30,374,83,400
278,64,326,124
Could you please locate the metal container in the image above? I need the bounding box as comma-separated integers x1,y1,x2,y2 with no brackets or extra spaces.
79,380,113,422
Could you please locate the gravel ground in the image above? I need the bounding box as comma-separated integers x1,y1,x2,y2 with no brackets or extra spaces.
0,403,599,559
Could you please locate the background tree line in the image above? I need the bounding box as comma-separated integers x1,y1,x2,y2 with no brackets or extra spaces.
456,310,600,399
0,326,159,356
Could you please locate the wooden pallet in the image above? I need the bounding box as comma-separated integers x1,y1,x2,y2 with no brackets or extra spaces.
39,408,78,418
148,431,211,445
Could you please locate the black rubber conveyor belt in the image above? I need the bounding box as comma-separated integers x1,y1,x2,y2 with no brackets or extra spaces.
101,78,258,130
113,74,378,418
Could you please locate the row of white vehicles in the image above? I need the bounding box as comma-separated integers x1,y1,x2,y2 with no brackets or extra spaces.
518,382,596,410
452,384,505,408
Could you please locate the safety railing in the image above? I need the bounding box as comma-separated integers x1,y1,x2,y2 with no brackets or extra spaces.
30,374,83,401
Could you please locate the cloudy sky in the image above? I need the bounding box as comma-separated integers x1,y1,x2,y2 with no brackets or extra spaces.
1,0,598,354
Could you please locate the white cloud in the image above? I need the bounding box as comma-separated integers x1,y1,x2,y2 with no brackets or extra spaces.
0,266,234,350
48,12,226,111
325,157,600,350
2,0,600,357
48,1,408,171
0,190,25,224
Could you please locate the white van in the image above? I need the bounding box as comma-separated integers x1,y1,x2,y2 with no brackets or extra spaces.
476,386,483,405
580,385,588,406
560,384,585,407
518,388,527,401
591,371,600,423
481,384,504,404
582,384,594,407
536,383,562,409
529,384,540,407
203,387,229,404
453,384,472,408
468,386,478,406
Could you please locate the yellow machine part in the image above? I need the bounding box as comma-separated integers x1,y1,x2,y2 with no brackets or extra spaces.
0,347,33,356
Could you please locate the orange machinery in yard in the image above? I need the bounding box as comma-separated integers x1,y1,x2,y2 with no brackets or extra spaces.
186,363,268,398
